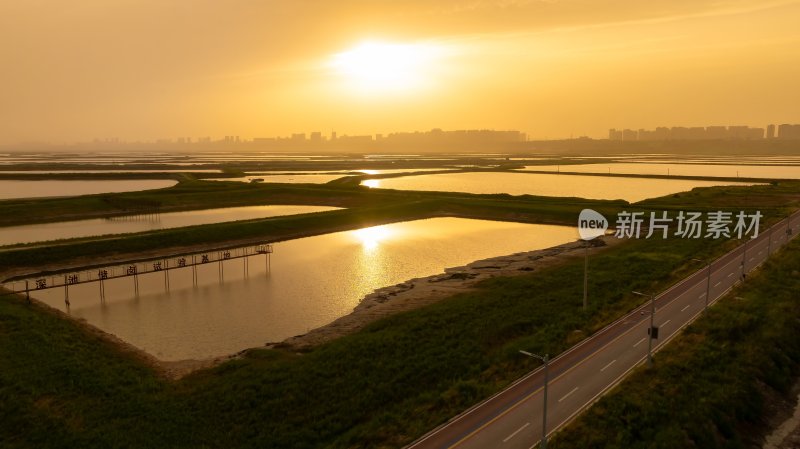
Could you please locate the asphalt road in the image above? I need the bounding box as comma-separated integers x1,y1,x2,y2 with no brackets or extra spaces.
408,212,800,449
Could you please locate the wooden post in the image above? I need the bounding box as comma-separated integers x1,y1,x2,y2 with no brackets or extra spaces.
164,259,170,291
25,280,30,303
218,252,224,283
192,255,197,286
64,275,70,309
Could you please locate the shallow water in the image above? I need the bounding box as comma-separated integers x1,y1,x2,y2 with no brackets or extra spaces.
0,179,177,200
361,172,753,202
0,205,341,246
521,163,800,179
29,217,577,361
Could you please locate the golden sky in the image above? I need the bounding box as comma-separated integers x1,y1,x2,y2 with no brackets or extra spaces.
1,0,799,144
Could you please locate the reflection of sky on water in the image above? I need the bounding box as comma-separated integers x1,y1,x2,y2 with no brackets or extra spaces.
361,172,754,202
32,217,577,361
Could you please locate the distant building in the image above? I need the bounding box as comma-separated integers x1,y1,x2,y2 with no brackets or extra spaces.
767,124,776,139
607,124,769,141
705,126,727,139
621,129,637,141
778,124,800,139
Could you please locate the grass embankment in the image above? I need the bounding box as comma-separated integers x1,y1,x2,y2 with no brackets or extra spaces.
1,181,800,448
0,181,624,276
0,178,616,227
553,238,800,449
4,179,800,277
0,228,770,449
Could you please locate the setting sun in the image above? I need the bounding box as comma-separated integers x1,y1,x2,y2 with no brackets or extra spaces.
330,41,442,94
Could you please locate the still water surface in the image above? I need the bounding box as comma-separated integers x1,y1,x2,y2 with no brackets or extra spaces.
34,218,577,361
0,179,177,200
207,174,346,183
362,172,753,202
0,205,340,246
521,163,800,179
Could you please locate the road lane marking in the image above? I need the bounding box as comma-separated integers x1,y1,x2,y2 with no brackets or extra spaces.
661,319,671,327
558,387,579,403
441,312,657,449
502,422,529,443
633,337,646,347
681,304,691,312
600,359,616,372
727,273,733,278
715,281,722,287
749,257,754,261
428,225,800,449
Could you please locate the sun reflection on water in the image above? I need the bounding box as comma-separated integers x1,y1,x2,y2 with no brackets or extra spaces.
351,225,395,250
362,179,381,188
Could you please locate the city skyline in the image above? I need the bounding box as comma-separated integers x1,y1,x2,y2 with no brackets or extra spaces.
2,1,800,145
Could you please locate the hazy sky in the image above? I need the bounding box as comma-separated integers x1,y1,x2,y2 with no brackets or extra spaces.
2,0,799,143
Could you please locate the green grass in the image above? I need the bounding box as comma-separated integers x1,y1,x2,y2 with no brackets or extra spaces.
1,181,800,448
6,178,800,277
0,226,761,449
553,238,800,449
0,180,626,275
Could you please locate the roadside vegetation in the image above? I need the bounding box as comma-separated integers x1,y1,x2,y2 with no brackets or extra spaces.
1,180,800,448
553,237,800,448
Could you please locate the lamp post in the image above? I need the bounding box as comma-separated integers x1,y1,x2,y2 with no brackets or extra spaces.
692,258,711,313
583,240,589,311
520,350,549,449
741,239,748,280
632,291,656,367
767,224,773,256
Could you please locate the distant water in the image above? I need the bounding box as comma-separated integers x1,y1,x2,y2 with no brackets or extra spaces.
521,163,800,179
0,205,341,246
362,172,755,202
0,179,177,200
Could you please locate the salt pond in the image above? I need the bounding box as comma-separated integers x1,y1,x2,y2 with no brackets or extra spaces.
0,205,341,246
30,217,577,360
361,172,754,202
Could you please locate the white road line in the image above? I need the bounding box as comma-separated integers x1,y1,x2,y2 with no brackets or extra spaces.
558,387,579,403
502,422,529,443
698,293,706,298
681,304,691,312
633,337,646,347
749,257,754,261
727,272,733,278
600,359,616,372
759,251,763,255
715,281,722,287
661,319,671,327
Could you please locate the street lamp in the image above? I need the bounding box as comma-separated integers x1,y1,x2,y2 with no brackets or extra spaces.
767,224,773,256
692,258,711,313
632,291,656,367
519,350,549,449
583,240,589,311
741,239,748,280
